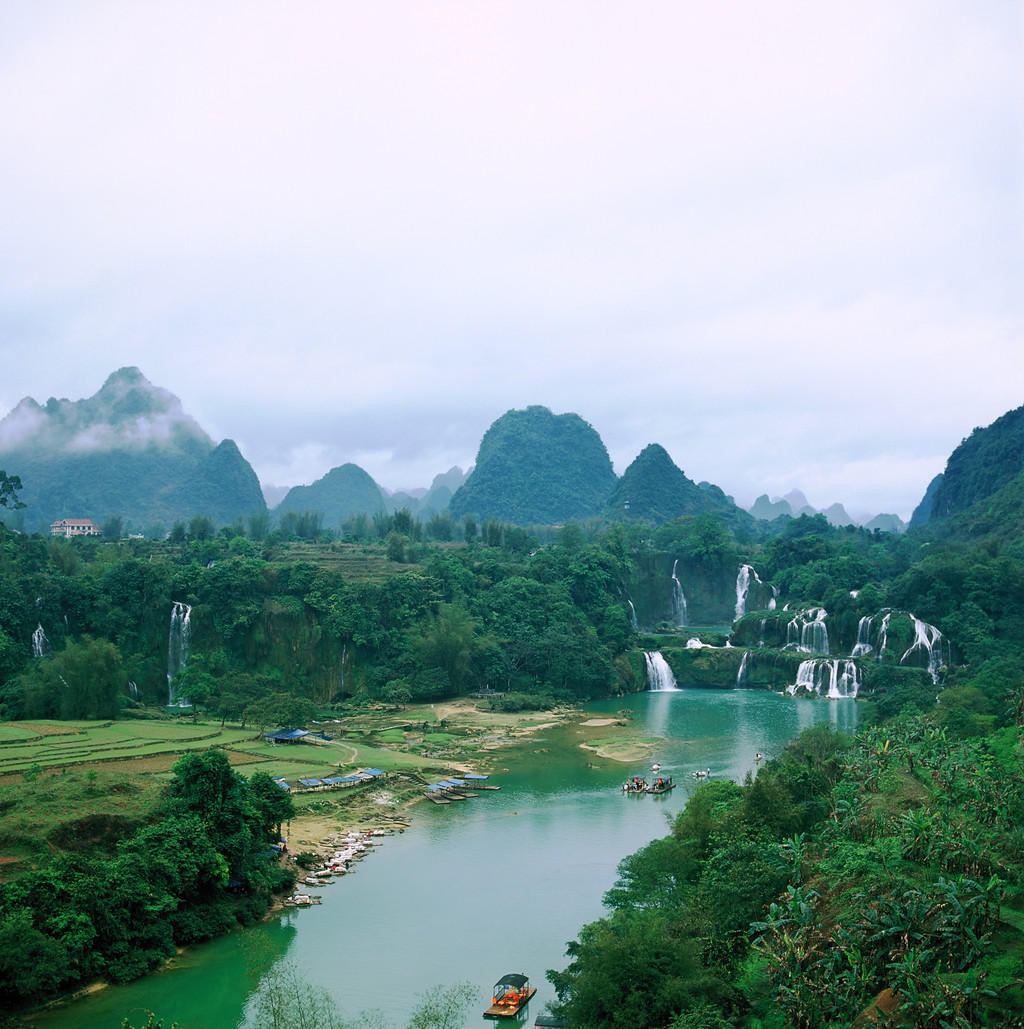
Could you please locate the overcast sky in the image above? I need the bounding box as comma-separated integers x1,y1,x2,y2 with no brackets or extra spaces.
1,1,1021,521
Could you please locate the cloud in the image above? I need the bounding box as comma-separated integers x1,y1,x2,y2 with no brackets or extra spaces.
0,1,1020,523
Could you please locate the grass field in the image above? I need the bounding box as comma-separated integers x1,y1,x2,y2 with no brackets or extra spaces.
0,699,574,876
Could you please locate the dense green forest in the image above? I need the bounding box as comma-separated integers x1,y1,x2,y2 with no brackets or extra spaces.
3,437,1024,1023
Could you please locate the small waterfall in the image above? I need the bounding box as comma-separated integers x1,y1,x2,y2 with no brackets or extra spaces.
851,615,874,657
127,681,139,700
900,614,945,685
735,565,755,620
671,559,688,627
644,651,679,691
877,610,892,659
167,602,193,705
768,585,779,611
789,659,860,698
785,608,829,654
736,651,750,687
758,618,767,646
32,624,50,658
627,599,639,630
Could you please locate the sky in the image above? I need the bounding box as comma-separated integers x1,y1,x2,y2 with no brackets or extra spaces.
1,1,1021,522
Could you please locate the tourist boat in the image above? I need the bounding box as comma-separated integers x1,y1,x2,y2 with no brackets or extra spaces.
484,973,536,1018
645,776,675,794
622,776,648,793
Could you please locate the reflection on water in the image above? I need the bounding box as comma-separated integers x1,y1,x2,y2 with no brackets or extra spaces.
31,689,857,1029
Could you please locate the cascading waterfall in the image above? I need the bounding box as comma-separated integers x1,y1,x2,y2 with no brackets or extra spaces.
167,601,192,706
736,651,750,687
851,615,874,657
627,599,639,630
900,614,945,685
785,608,829,654
877,611,892,659
789,659,860,698
735,564,761,620
32,624,50,658
768,585,779,611
644,651,679,691
671,560,688,627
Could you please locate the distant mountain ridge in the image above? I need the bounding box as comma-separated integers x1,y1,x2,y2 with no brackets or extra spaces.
0,367,265,533
748,489,905,533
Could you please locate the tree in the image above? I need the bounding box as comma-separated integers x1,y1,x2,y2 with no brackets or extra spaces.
0,470,25,511
410,603,476,694
406,981,477,1029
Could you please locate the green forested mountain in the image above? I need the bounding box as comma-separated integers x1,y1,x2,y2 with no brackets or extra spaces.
0,368,265,534
914,402,1024,524
449,405,618,524
274,462,387,525
606,443,755,535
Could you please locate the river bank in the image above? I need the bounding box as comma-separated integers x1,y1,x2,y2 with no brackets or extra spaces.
283,697,630,853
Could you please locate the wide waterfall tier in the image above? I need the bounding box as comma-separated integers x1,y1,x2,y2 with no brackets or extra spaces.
644,651,679,691
167,601,192,705
671,559,688,627
784,607,829,654
788,659,860,698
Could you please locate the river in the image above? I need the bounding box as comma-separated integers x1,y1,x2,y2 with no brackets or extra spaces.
29,687,857,1029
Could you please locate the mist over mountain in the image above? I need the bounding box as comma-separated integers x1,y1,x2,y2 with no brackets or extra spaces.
0,367,264,533
449,406,617,524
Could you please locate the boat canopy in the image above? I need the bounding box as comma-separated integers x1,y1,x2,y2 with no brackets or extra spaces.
494,974,530,990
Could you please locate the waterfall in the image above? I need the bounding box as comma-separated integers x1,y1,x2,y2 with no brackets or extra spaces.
851,615,874,657
671,560,688,627
758,618,767,646
128,681,139,700
789,659,860,698
167,602,192,705
877,611,892,659
644,651,679,691
768,585,779,611
627,599,639,630
900,614,945,685
32,624,50,658
736,651,750,687
784,608,829,654
735,564,767,619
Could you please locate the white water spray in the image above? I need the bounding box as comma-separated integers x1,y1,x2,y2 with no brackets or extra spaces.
644,651,679,691
167,602,192,706
671,560,688,627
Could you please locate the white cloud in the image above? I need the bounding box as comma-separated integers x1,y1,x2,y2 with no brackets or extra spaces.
0,0,1020,521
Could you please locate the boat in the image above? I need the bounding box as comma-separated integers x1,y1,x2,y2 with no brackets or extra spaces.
645,776,675,794
621,776,648,793
484,973,537,1018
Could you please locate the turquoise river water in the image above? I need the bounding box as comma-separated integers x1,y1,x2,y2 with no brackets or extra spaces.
28,687,857,1029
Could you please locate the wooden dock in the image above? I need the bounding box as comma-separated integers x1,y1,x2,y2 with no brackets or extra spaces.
484,986,536,1018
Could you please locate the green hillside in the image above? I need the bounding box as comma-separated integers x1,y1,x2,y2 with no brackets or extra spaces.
275,462,387,524
450,405,618,524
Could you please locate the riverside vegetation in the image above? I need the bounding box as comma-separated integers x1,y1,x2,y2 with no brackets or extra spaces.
1,466,1024,1024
